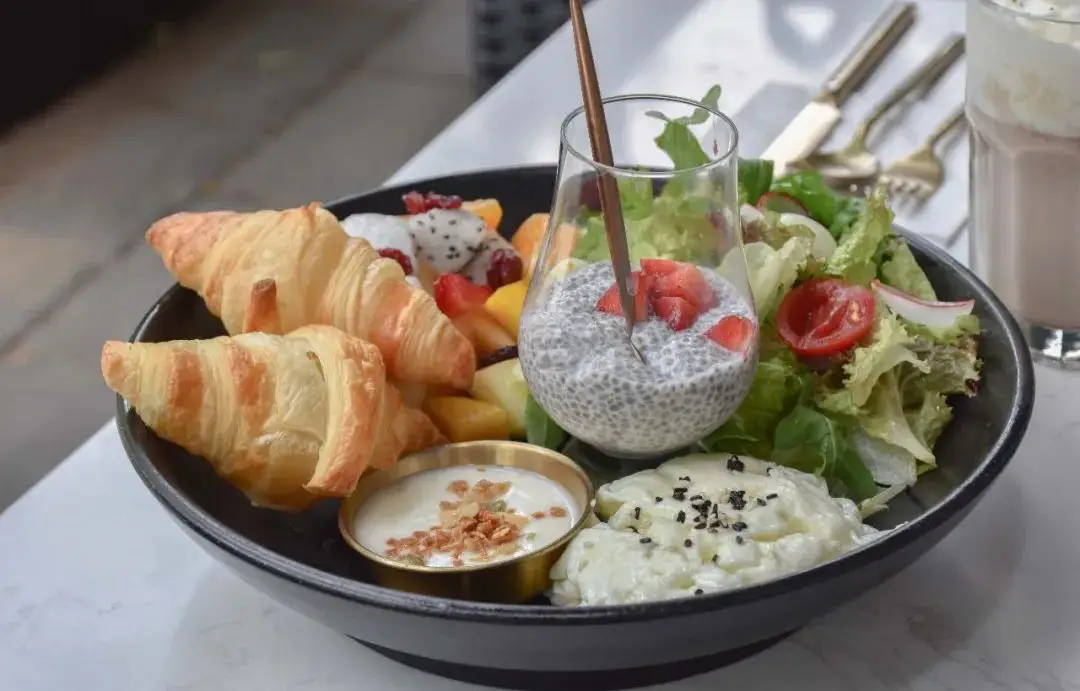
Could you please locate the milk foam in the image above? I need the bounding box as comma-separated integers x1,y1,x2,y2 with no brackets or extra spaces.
969,0,1080,137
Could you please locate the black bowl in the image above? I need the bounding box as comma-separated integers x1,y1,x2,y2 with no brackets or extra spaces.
116,166,1035,691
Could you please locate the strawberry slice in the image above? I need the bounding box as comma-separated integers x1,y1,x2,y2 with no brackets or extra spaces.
706,315,756,354
640,258,681,277
652,264,717,311
653,296,698,331
596,271,651,321
434,273,493,318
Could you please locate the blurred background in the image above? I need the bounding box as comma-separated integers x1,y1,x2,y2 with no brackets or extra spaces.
0,0,580,512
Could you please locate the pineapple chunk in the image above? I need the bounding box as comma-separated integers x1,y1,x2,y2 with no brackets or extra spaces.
452,309,516,357
470,358,528,437
484,281,527,338
423,396,511,443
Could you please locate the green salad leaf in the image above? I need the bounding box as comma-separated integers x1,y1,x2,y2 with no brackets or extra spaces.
825,185,893,285
769,171,841,228
701,347,803,459
841,314,928,407
771,379,877,501
830,195,867,239
739,158,774,206
738,238,810,316
524,395,567,450
879,240,937,301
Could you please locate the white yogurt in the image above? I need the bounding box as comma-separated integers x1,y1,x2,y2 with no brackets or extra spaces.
969,0,1080,138
549,455,881,605
353,465,578,568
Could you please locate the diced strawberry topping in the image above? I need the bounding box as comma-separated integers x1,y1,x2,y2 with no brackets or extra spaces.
434,273,492,318
486,249,524,289
376,248,414,275
652,264,717,310
706,315,755,354
652,296,698,331
596,271,651,321
402,190,464,214
639,258,680,277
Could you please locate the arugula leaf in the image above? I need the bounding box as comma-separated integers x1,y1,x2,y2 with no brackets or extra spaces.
771,398,877,501
769,171,841,227
524,395,568,450
738,158,774,205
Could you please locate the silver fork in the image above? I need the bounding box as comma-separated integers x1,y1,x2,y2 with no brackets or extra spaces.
880,106,967,207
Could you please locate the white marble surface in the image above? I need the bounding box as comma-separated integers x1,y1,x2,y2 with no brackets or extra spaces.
3,0,1075,689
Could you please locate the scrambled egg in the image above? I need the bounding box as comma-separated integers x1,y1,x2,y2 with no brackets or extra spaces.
550,454,882,606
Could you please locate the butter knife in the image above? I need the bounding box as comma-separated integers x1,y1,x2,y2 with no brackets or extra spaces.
762,1,917,175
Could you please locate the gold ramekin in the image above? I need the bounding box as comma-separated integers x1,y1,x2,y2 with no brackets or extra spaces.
338,441,595,604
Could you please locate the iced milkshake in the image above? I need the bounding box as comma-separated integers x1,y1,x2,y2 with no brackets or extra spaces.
967,0,1080,365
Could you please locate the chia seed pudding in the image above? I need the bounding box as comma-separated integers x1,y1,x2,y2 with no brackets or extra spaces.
519,261,758,458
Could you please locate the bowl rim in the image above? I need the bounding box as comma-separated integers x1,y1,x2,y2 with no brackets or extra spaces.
117,164,1035,625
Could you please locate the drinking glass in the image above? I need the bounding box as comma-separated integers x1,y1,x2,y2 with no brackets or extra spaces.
517,94,758,459
967,0,1080,368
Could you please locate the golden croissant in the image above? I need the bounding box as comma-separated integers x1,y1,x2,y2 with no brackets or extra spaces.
101,325,446,511
145,203,475,389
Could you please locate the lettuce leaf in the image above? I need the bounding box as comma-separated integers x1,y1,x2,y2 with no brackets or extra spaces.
825,185,893,285
842,313,928,407
880,240,937,301
730,238,810,317
700,349,803,458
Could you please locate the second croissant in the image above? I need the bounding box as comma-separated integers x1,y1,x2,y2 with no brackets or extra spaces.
145,203,476,389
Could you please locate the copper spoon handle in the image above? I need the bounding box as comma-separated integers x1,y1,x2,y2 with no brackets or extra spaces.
568,0,641,355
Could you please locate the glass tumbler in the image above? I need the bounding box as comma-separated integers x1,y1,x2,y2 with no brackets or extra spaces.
517,94,758,459
967,0,1080,368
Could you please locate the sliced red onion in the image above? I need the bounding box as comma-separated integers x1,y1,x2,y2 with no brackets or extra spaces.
871,280,975,329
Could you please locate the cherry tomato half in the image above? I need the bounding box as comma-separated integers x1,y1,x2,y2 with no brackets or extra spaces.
775,278,876,359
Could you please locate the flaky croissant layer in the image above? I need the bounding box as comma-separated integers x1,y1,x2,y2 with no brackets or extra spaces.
102,325,445,511
145,203,475,389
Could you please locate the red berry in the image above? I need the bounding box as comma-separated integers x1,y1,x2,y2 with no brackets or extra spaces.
596,271,651,321
706,315,756,354
403,190,464,214
652,264,717,311
434,273,493,318
640,258,681,277
653,296,698,331
402,190,427,215
377,248,414,275
486,249,524,289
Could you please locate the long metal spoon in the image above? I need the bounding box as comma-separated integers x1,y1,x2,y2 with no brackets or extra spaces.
568,0,645,364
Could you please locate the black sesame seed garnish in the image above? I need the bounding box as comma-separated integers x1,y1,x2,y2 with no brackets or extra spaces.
732,521,748,532
694,589,704,596
633,506,641,520
684,539,693,548
639,537,652,544
727,456,745,472
728,490,747,511
675,510,686,523
767,493,779,500
736,536,745,545
708,528,719,534
694,522,706,530
655,496,663,503
690,494,703,501
711,555,718,563
756,497,767,507
701,499,712,513
709,519,726,529
678,476,691,483
629,526,638,533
